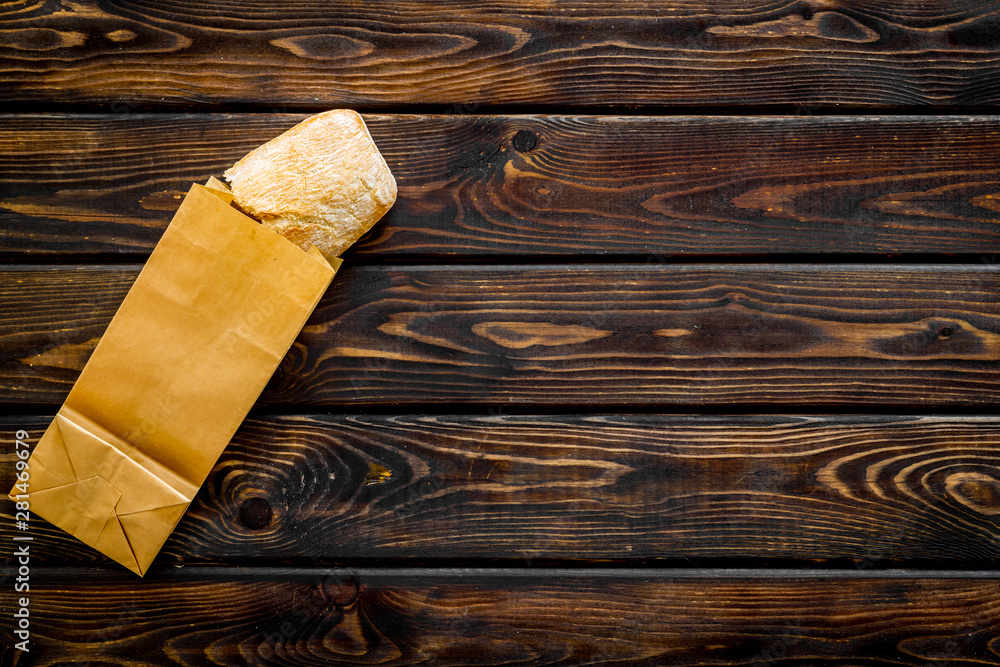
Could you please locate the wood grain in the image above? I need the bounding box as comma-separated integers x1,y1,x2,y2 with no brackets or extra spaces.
3,414,998,567
3,264,1000,407
0,265,136,404
5,1,1000,108
6,568,999,665
5,113,1000,258
4,2,999,659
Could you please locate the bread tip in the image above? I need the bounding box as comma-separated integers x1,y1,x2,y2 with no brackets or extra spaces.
224,109,396,258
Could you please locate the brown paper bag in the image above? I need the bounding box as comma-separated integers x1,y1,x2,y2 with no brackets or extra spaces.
11,180,340,575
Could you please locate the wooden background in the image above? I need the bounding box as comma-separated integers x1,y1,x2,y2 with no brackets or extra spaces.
2,0,999,664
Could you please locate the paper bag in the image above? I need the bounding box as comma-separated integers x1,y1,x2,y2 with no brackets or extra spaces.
12,180,340,575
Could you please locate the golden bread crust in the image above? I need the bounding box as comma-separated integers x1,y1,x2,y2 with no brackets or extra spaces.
224,110,396,257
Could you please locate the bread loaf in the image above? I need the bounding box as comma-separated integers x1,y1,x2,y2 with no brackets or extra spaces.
224,109,396,258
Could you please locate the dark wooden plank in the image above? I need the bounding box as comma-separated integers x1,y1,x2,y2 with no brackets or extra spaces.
5,113,1000,258
0,265,135,405
3,264,1000,408
4,414,999,567
5,1,1000,109
6,568,999,665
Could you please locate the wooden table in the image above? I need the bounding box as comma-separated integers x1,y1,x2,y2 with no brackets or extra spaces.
2,1,999,664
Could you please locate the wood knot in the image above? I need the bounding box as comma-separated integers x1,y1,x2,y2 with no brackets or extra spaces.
513,130,538,152
945,472,1000,516
322,576,360,607
239,497,273,529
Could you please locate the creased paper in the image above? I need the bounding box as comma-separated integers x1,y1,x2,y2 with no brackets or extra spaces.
12,181,339,575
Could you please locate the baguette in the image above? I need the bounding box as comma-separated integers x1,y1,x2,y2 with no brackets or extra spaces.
224,109,396,258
